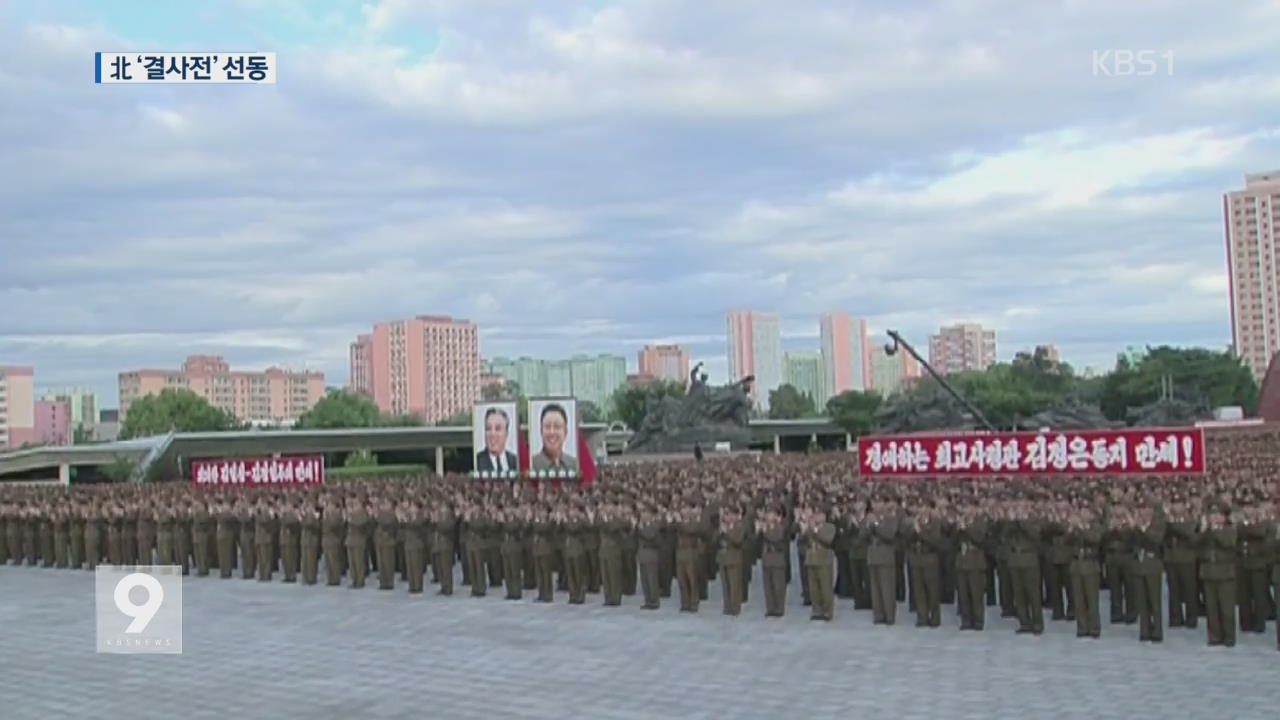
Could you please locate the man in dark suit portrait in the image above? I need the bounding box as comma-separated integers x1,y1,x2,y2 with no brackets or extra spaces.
475,407,518,475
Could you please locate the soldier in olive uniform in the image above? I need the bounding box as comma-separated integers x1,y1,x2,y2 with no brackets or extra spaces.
216,499,238,579
154,502,175,566
52,507,69,569
174,500,192,575
255,499,277,582
402,499,427,594
464,506,489,597
1105,517,1135,624
759,507,789,618
279,500,301,583
637,507,663,610
599,506,627,607
868,502,900,625
136,503,156,566
500,509,527,601
1164,499,1200,629
122,504,138,565
375,496,402,590
322,499,346,586
582,517,601,596
432,504,456,596
0,504,9,565
1069,511,1104,638
84,502,102,571
192,500,212,576
1131,507,1167,642
531,507,557,602
955,511,988,631
38,505,54,567
906,509,944,628
717,507,747,616
106,504,124,566
1199,503,1237,647
346,498,370,589
675,504,708,612
1237,501,1273,634
1008,508,1044,635
300,500,321,585
804,509,836,622
562,507,588,605
1045,518,1074,621
237,500,257,579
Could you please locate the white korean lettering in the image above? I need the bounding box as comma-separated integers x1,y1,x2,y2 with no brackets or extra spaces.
934,441,953,471
1025,436,1048,471
864,442,883,472
1066,435,1090,470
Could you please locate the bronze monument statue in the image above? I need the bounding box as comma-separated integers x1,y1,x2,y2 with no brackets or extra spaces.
627,362,755,453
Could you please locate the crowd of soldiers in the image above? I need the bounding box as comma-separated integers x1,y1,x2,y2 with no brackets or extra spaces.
0,429,1277,651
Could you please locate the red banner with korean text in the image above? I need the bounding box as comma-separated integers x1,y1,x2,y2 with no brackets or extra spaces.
857,428,1205,477
192,455,325,486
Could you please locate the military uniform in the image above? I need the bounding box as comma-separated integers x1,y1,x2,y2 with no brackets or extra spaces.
106,510,123,566
1105,524,1135,624
300,507,321,585
465,516,489,597
1045,522,1074,621
582,523,601,595
676,515,708,612
374,507,398,590
238,507,257,579
562,520,588,604
717,518,746,616
760,521,788,617
1132,518,1167,642
136,509,156,566
531,516,556,602
52,510,70,569
906,519,944,627
848,519,871,610
346,507,370,589
1199,523,1237,646
280,508,301,583
122,509,138,565
1164,519,1199,628
192,503,212,576
39,511,54,567
403,509,427,594
599,518,626,606
255,507,277,581
322,507,346,586
805,521,836,621
1238,520,1274,633
84,508,102,570
1009,519,1044,634
637,519,662,609
955,520,988,630
431,511,456,595
501,517,526,600
174,504,192,575
215,506,238,579
868,514,900,625
1069,522,1104,638
155,506,175,566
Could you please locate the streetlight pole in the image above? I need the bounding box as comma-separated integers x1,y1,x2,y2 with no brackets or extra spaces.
884,329,997,432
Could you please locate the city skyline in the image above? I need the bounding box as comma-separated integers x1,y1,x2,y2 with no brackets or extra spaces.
3,2,1275,410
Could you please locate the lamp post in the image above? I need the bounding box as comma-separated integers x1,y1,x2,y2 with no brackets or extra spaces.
884,329,997,432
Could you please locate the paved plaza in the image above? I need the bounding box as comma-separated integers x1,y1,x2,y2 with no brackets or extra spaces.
1,564,1275,720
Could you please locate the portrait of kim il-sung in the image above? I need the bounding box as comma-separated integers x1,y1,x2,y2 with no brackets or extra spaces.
472,402,518,476
528,399,579,475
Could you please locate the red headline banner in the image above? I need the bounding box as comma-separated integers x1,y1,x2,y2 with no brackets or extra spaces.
192,455,325,486
857,428,1206,477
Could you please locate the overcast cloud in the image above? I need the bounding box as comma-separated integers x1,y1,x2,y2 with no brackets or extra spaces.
1,0,1278,406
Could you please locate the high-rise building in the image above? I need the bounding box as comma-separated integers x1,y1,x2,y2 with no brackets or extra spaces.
783,352,825,411
484,354,628,410
119,355,325,426
870,338,924,395
820,311,871,404
34,399,70,446
1035,344,1061,364
348,334,374,397
39,387,98,431
637,344,690,385
0,366,35,448
349,315,480,423
726,310,783,412
1224,170,1280,379
929,323,997,374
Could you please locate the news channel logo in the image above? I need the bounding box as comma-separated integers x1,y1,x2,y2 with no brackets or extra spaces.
1092,50,1174,77
95,53,277,83
95,565,183,654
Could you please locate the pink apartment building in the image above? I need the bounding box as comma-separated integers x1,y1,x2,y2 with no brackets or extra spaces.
637,344,690,384
1225,170,1280,379
348,315,480,423
820,311,872,402
34,399,70,446
726,310,783,411
119,355,325,425
0,365,35,448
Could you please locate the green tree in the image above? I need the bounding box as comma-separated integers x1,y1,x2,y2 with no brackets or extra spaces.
768,383,816,419
101,455,137,483
1099,346,1257,422
610,379,686,430
293,390,383,429
119,388,241,439
482,380,523,402
438,409,472,426
380,412,425,427
578,400,604,424
344,448,378,468
826,389,884,436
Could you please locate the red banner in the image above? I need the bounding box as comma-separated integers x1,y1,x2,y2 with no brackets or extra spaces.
857,428,1205,477
192,455,325,486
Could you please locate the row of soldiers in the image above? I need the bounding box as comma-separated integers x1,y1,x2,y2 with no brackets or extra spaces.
1,453,1276,650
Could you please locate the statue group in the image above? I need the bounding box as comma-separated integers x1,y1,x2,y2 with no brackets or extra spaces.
627,363,754,453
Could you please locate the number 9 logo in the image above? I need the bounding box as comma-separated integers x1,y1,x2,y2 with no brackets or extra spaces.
114,572,164,633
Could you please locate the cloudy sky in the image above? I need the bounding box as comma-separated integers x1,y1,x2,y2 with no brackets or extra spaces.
2,0,1278,408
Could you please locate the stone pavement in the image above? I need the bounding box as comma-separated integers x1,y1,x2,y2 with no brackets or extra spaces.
0,564,1275,720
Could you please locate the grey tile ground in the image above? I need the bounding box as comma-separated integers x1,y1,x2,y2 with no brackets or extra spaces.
0,563,1275,720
